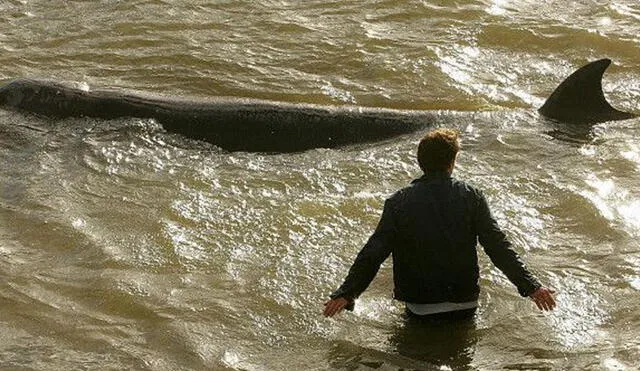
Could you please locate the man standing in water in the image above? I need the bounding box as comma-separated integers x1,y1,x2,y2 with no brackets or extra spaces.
324,128,556,319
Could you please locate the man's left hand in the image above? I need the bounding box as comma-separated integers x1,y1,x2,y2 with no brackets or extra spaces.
323,297,349,317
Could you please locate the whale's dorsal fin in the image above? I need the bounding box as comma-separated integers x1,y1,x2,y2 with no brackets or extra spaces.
538,58,636,124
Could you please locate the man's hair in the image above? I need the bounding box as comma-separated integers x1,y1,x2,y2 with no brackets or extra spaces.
417,128,460,173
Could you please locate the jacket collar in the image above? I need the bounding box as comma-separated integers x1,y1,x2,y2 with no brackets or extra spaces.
412,171,451,184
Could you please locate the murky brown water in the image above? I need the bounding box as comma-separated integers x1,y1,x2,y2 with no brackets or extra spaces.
1,1,639,370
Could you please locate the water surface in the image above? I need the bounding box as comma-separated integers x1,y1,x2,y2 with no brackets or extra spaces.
1,1,640,370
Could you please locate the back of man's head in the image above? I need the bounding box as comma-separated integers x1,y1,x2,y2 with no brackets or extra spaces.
417,128,460,173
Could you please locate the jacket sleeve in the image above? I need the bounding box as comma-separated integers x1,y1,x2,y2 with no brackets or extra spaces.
475,190,541,297
330,199,396,309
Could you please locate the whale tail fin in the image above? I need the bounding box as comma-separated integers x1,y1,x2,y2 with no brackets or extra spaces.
538,58,636,124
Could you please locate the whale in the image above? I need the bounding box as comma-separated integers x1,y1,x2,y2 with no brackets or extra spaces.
0,78,434,152
0,58,636,153
538,58,636,124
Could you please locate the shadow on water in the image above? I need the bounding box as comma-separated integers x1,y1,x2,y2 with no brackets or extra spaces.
541,118,598,146
389,311,478,370
328,312,478,370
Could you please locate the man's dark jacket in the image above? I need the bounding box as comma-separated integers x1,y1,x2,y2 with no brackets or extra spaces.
331,172,541,308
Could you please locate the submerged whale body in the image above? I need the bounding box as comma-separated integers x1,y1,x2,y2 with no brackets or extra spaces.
0,58,636,152
0,80,434,152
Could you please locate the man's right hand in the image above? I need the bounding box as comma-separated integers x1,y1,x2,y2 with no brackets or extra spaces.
529,287,556,311
323,297,349,317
